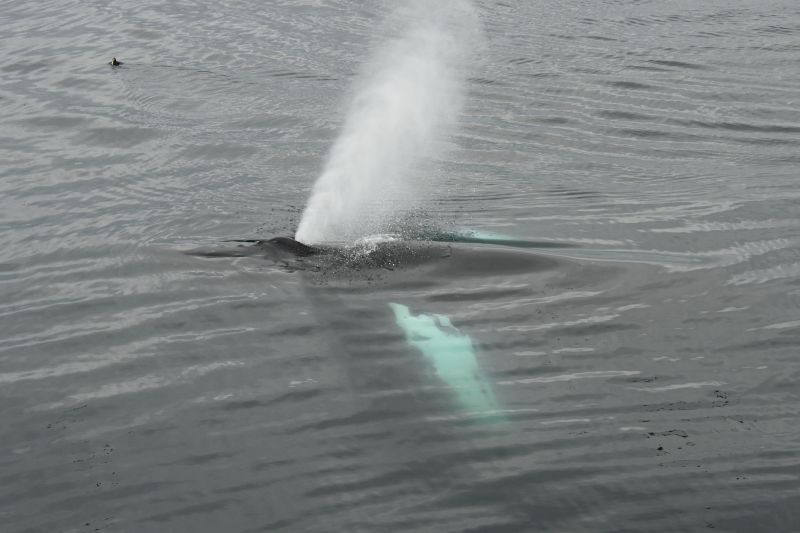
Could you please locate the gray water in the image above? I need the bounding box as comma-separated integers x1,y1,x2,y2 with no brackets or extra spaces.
3,1,800,531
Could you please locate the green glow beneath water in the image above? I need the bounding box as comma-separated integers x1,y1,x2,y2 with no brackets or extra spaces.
389,303,503,421
454,229,512,241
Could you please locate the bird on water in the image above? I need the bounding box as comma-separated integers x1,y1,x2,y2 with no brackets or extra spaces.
109,57,123,66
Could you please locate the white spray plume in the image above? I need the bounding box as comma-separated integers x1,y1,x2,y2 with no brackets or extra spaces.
294,0,480,245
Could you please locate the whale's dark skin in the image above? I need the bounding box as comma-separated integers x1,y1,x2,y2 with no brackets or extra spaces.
184,236,320,262
183,235,566,281
262,236,318,256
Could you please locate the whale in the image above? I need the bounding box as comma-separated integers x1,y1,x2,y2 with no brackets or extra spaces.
184,230,574,273
183,230,583,421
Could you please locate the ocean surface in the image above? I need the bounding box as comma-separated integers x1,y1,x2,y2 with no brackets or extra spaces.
3,0,800,531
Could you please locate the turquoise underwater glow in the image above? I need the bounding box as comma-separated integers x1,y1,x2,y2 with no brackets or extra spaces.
454,229,511,241
428,228,541,249
388,303,503,420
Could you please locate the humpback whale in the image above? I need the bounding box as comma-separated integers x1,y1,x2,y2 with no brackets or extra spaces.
182,231,589,421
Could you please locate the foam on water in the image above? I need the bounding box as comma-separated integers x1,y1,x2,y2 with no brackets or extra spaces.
295,0,480,245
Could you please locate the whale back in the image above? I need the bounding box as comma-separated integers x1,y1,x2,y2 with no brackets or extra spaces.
262,236,319,257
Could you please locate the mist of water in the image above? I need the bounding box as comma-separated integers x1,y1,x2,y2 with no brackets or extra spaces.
294,0,480,245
